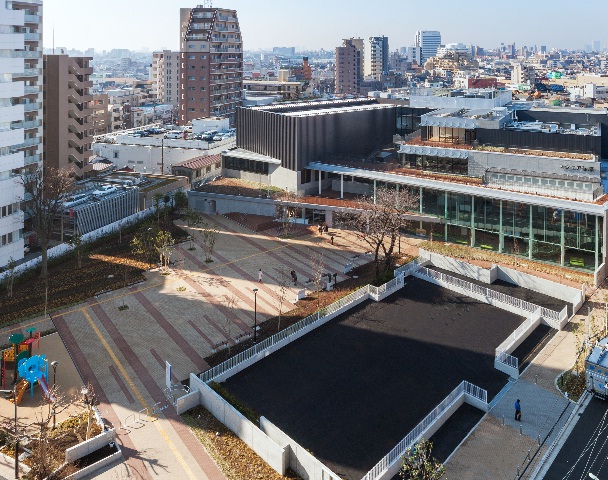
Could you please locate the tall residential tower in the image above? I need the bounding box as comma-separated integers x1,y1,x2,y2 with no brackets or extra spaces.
365,36,389,80
335,38,363,95
179,5,243,125
0,0,43,267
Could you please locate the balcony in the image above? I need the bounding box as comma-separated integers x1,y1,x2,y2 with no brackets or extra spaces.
24,153,40,165
24,14,40,23
68,65,93,76
24,32,40,41
0,50,41,59
11,119,41,130
13,68,40,78
23,102,40,112
23,85,39,94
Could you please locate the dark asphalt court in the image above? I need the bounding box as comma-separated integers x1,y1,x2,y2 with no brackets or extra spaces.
543,396,608,479
223,277,538,480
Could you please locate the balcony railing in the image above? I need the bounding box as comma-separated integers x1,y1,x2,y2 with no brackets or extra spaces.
0,50,41,59
23,85,39,94
23,102,40,111
13,68,40,77
24,14,40,23
24,32,40,41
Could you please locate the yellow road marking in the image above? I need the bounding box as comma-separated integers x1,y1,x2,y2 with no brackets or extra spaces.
81,308,199,480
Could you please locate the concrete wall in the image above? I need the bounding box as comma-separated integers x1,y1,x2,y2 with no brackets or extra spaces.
260,417,342,480
190,375,287,475
175,390,201,415
65,429,116,463
421,248,494,283
497,265,582,307
65,450,122,480
188,191,278,217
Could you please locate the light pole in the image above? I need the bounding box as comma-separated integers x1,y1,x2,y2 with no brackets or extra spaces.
14,381,18,479
51,361,59,429
253,288,258,343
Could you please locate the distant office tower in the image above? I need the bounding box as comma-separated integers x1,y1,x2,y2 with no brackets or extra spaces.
414,31,441,62
0,0,43,267
335,38,363,94
365,36,389,80
594,40,601,52
272,47,296,57
179,6,243,125
540,45,547,54
43,55,94,178
151,50,180,107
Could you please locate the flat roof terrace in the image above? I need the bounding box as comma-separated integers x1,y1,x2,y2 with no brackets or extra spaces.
222,278,535,480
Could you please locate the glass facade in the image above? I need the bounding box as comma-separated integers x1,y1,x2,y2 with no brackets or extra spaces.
402,154,468,175
348,180,603,271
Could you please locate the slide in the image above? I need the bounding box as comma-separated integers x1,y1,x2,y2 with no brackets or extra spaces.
38,376,54,403
10,379,29,405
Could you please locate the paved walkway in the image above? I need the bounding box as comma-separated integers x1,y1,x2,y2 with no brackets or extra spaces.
0,216,372,479
444,313,584,479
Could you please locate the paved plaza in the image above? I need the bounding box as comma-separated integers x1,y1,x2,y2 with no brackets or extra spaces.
0,215,373,479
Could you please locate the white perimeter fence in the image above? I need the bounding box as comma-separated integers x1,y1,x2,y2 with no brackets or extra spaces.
360,381,488,480
0,208,154,283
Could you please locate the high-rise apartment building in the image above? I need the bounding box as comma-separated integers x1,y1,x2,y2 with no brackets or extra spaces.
179,6,243,125
365,36,389,80
335,38,363,95
415,30,441,62
0,0,43,267
151,50,180,107
43,55,94,178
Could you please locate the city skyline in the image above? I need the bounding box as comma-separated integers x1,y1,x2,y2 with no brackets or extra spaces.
43,0,608,53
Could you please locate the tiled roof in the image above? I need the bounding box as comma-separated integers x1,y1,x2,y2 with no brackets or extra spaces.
173,154,221,170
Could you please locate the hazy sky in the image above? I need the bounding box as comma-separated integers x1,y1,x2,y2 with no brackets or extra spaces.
42,0,608,53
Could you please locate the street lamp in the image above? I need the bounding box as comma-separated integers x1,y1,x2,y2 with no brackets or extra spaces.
51,361,59,429
252,288,258,343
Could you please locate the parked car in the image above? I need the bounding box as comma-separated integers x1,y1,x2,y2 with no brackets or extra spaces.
164,131,184,139
92,185,117,196
62,193,89,213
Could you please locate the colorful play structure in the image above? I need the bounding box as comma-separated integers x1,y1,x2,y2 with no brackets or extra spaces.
0,329,54,405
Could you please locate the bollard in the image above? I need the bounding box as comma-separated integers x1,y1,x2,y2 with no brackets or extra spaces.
502,415,505,426
517,466,520,476
538,434,541,445
535,374,538,384
519,425,523,435
527,448,531,461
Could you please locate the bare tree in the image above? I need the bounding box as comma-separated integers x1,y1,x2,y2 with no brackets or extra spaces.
3,258,17,297
153,230,174,272
69,232,89,269
220,294,238,353
311,251,325,311
275,190,300,237
274,269,290,331
335,187,418,280
199,221,219,263
19,166,74,278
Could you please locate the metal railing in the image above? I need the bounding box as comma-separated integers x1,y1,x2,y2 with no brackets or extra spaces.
361,381,487,480
496,351,519,370
200,285,370,382
393,257,426,278
368,276,404,300
416,267,561,322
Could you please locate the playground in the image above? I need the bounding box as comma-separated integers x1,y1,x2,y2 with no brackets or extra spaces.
222,277,542,480
0,331,83,436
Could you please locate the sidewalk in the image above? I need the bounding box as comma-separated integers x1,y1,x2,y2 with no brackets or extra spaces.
445,314,584,479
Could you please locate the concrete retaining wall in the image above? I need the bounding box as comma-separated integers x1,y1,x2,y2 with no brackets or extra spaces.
496,265,581,304
420,249,494,284
65,450,122,480
494,359,519,379
190,374,287,475
188,191,277,217
175,390,201,415
260,417,342,480
65,429,116,463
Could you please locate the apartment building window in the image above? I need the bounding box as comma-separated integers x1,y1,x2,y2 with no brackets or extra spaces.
200,97,205,101
200,55,207,59
113,151,119,159
200,87,206,91
188,76,196,81
189,87,196,91
189,108,195,112
188,55,196,59
200,76,206,80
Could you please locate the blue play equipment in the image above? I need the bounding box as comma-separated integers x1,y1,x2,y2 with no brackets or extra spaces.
17,354,53,401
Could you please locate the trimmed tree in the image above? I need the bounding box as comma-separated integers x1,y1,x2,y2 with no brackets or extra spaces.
400,439,445,480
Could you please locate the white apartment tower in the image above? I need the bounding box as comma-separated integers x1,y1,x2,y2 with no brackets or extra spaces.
415,30,441,62
0,0,43,268
151,50,180,107
365,36,389,80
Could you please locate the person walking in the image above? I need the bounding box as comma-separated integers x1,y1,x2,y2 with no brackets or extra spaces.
514,399,522,421
258,269,263,283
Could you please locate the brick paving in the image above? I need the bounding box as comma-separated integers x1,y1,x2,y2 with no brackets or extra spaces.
0,215,371,479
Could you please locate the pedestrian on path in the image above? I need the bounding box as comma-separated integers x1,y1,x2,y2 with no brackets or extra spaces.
330,234,334,245
514,399,522,421
291,270,298,286
258,269,263,283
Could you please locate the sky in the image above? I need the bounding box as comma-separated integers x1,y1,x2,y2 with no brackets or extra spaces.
42,0,608,53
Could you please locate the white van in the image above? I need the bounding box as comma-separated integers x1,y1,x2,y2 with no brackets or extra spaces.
164,131,184,139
